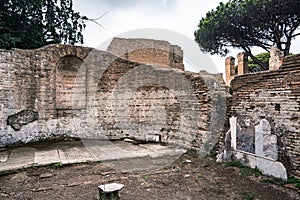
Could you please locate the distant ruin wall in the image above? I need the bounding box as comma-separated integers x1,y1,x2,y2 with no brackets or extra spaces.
224,54,300,178
107,37,184,71
0,44,213,152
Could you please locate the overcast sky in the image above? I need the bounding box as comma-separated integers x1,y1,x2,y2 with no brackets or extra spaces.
73,0,300,74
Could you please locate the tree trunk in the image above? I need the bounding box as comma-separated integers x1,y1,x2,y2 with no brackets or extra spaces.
242,48,269,70
284,39,291,56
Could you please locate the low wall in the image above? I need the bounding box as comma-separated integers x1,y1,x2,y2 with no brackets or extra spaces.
223,54,300,178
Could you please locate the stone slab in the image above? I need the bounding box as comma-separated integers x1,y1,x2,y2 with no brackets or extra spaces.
98,183,124,193
0,151,9,163
149,148,186,158
234,150,287,180
57,149,68,164
230,116,237,150
86,145,138,161
34,150,60,166
84,141,186,161
0,147,35,172
59,147,95,164
139,143,170,151
0,141,187,173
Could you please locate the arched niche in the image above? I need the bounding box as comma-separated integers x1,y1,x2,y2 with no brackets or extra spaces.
55,55,86,111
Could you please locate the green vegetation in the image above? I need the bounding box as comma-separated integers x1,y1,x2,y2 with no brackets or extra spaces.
0,0,86,49
197,173,204,179
195,0,300,70
234,52,270,72
260,175,300,189
287,175,300,189
225,161,245,168
53,162,63,168
261,177,285,186
248,52,270,72
175,166,182,173
261,174,300,190
225,161,262,177
239,192,254,200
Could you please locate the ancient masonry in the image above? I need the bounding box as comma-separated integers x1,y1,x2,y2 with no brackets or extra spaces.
220,48,300,179
107,37,184,70
0,38,225,156
1,38,299,179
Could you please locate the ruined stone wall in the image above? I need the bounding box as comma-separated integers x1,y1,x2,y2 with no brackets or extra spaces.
0,45,92,144
107,38,184,71
226,54,300,177
0,44,213,153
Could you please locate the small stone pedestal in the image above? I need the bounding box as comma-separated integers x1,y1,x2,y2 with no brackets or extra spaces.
98,183,124,200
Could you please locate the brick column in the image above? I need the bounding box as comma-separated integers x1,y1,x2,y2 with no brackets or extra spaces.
225,56,235,86
269,46,284,70
237,52,248,75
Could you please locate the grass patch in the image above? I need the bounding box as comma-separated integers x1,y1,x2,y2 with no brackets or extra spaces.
29,165,38,170
252,167,262,177
197,173,204,179
287,175,300,189
176,167,182,173
261,178,285,186
53,162,63,168
225,161,244,168
225,162,262,177
239,192,254,200
261,175,300,189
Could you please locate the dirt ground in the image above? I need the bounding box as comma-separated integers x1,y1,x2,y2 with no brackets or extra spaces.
0,150,299,200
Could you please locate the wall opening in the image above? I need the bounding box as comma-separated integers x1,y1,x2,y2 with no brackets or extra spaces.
275,104,281,111
55,55,86,111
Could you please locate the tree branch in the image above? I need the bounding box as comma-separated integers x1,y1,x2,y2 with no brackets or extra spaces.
81,11,109,30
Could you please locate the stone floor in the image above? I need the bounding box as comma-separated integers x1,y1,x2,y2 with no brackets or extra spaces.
0,139,186,174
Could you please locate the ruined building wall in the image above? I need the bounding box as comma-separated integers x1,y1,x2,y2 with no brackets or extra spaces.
227,54,300,177
107,37,184,71
0,44,213,152
0,45,92,144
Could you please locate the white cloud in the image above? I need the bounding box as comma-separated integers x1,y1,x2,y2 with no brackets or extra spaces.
73,0,300,75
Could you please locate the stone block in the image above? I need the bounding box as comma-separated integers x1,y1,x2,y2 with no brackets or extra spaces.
234,151,287,180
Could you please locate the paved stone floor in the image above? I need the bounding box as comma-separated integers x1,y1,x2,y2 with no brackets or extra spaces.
0,139,186,173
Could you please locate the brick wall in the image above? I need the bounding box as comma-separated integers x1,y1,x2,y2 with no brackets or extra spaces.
0,45,92,145
107,37,184,71
0,44,216,153
226,54,300,177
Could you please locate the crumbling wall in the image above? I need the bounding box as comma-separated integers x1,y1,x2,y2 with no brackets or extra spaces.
93,58,211,149
225,56,235,86
107,37,184,71
0,45,92,145
0,44,213,152
225,54,300,178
